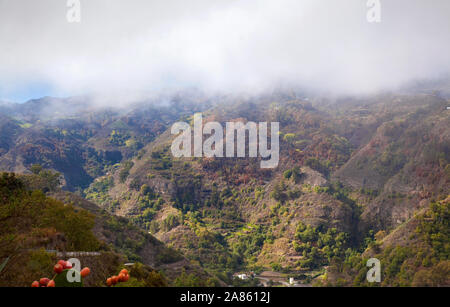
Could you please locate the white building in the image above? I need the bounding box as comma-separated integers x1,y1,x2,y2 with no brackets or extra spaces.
236,274,249,280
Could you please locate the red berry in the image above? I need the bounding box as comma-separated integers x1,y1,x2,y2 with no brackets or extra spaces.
47,280,55,288
120,269,129,275
80,267,90,278
54,263,63,274
106,278,112,287
64,261,72,269
39,278,50,286
57,260,66,267
118,273,126,282
123,274,129,282
31,281,39,287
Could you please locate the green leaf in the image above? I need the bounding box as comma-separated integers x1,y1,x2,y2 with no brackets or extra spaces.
54,269,83,287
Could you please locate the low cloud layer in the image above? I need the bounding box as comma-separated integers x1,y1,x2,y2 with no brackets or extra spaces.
1,0,449,102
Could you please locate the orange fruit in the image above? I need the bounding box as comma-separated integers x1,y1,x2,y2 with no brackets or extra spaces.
54,263,63,274
119,273,129,282
80,267,90,278
31,281,39,287
57,260,66,267
106,278,112,287
47,280,55,288
39,278,50,286
111,275,119,285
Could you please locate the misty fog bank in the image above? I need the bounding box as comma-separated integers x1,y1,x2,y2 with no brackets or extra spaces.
0,0,449,103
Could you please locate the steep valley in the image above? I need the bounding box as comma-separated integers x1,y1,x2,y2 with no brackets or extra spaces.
0,91,449,286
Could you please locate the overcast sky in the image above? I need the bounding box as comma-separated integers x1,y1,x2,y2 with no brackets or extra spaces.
0,0,449,102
